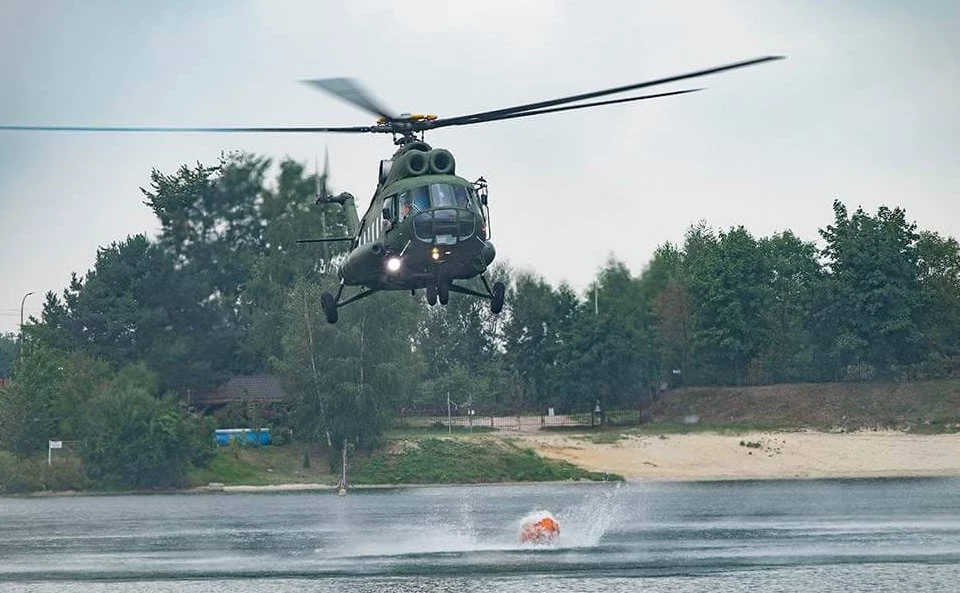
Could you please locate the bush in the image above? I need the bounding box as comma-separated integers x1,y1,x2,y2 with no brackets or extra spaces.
0,452,87,494
81,387,208,490
0,452,36,493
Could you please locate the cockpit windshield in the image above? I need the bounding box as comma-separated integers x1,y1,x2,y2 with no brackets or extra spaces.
398,183,476,220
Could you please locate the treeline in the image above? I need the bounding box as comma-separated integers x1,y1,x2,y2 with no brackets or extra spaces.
2,152,959,482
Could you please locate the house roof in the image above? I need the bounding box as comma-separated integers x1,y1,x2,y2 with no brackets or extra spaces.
190,374,287,406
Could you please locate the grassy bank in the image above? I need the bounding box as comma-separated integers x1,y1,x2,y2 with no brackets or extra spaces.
186,437,617,488
648,379,960,433
350,437,619,484
0,452,88,494
187,444,336,487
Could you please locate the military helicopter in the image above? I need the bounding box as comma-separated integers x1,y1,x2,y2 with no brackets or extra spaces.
0,56,783,323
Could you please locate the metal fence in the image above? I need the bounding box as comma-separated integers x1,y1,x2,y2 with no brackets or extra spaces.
390,407,643,432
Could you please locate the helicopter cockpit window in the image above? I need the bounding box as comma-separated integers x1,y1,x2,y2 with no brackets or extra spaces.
429,183,456,208
414,187,430,211
398,192,413,220
400,184,478,220
453,185,472,209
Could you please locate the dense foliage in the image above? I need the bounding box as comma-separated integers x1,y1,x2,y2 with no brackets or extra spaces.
0,333,16,379
0,345,213,490
3,152,958,482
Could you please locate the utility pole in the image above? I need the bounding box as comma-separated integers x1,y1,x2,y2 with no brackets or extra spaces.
19,291,34,360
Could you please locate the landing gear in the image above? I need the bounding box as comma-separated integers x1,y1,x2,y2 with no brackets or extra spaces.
438,282,450,306
490,281,505,314
443,274,506,314
321,292,338,324
426,281,450,306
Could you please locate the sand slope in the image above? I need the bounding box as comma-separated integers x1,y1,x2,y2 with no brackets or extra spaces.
517,430,960,481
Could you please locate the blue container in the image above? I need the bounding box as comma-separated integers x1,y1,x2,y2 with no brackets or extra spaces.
214,428,271,446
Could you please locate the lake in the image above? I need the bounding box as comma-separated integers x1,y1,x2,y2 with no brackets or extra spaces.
1,478,958,592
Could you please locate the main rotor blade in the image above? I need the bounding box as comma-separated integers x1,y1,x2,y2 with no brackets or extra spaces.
430,88,702,129
432,55,783,128
302,78,397,121
0,124,375,133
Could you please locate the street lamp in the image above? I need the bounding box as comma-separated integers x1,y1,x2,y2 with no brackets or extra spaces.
19,291,34,359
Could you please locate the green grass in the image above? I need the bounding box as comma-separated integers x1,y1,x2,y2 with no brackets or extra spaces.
350,437,621,485
188,444,336,487
386,425,498,438
647,380,960,432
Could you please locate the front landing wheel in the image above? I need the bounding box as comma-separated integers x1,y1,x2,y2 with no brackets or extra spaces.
490,281,505,314
321,292,338,324
438,282,450,306
426,285,438,306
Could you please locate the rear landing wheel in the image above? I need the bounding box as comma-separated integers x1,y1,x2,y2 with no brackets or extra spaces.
490,281,505,314
438,282,450,306
321,292,338,324
426,285,438,306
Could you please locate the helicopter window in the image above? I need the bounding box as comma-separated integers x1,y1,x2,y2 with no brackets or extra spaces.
429,183,457,208
402,184,478,216
411,186,430,213
398,192,413,220
453,185,472,209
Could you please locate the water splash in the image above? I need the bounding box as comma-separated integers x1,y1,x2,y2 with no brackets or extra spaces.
331,483,626,557
555,482,625,548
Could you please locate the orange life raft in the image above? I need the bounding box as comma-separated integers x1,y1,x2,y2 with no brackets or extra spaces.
520,514,560,544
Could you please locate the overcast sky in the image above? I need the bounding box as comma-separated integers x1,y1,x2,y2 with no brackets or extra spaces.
1,0,958,333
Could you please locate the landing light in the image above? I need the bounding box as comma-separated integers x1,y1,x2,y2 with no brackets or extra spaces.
431,247,440,261
386,257,402,272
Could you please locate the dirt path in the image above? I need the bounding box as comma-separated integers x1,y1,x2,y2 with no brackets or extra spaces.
514,430,960,481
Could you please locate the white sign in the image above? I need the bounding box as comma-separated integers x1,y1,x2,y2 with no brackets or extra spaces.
48,440,62,449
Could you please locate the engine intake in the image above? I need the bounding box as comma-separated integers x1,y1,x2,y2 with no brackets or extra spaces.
427,149,455,175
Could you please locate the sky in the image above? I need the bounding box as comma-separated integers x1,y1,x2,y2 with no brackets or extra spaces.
1,0,958,333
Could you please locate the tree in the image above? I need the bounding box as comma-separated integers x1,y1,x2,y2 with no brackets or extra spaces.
501,270,568,408
0,345,112,455
36,235,225,393
653,276,693,387
80,383,210,490
141,153,350,379
641,243,690,386
278,277,422,460
916,231,960,363
818,200,925,377
758,231,821,382
685,225,772,384
560,258,658,416
0,333,16,379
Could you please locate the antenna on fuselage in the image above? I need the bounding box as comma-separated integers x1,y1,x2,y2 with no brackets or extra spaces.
317,149,330,263
316,146,331,203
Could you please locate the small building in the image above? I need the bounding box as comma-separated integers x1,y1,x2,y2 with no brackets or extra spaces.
188,374,287,409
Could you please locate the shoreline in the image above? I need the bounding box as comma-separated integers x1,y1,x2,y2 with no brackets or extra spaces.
12,472,958,500
516,429,960,482
7,429,959,498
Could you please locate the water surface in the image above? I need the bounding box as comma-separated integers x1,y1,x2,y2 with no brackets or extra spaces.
1,478,958,591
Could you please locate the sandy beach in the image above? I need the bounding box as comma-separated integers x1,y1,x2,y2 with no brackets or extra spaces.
516,430,960,481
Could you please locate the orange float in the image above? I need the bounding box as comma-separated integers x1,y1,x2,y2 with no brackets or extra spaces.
520,513,560,544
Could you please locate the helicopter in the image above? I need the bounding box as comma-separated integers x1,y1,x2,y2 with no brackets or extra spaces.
0,56,783,323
